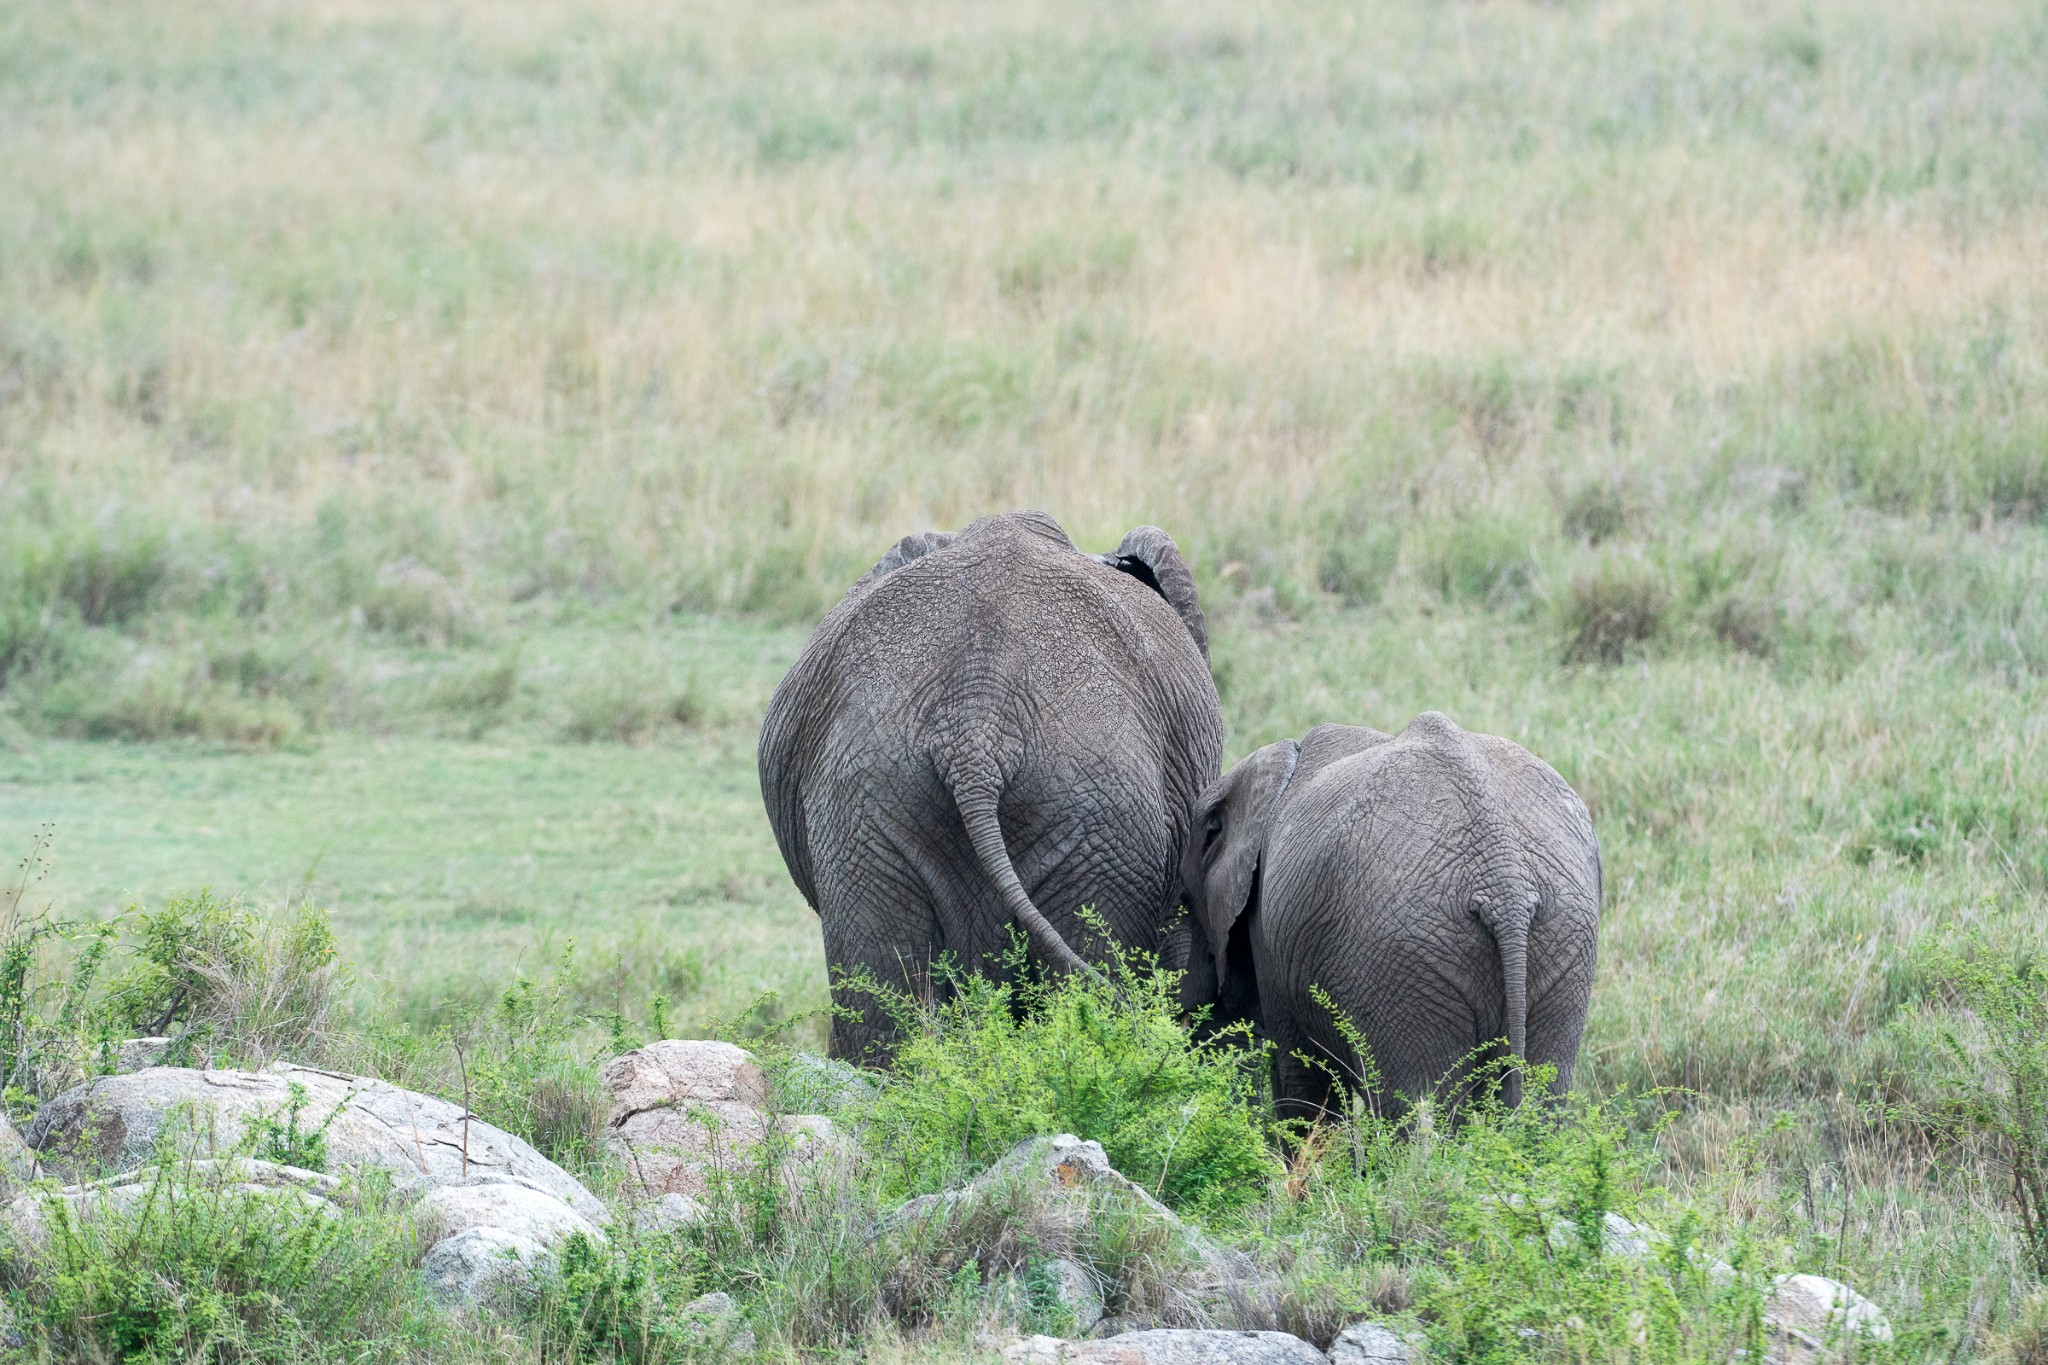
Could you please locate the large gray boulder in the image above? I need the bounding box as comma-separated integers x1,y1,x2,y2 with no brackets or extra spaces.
22,1064,601,1218
1002,1329,1325,1364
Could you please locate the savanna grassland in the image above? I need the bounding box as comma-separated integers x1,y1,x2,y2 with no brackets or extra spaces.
2,0,2048,1358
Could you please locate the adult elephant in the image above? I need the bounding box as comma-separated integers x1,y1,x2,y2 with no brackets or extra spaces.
760,510,1223,1061
1182,712,1600,1122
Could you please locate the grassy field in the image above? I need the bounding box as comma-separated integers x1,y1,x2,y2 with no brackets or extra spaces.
3,0,2048,1357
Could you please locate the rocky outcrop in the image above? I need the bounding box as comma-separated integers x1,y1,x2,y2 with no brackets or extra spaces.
600,1040,845,1201
16,1061,617,1313
23,1063,602,1218
1002,1329,1326,1364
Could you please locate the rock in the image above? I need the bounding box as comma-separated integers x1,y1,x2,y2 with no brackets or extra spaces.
890,1136,1274,1331
774,1052,878,1113
23,1064,602,1218
1329,1322,1412,1365
113,1037,175,1073
421,1226,550,1311
601,1041,768,1126
414,1175,605,1251
1001,1329,1325,1364
0,1113,37,1191
633,1191,707,1232
681,1291,757,1351
1765,1274,1893,1360
600,1041,847,1201
4,1158,341,1250
890,1134,1184,1234
1039,1256,1105,1334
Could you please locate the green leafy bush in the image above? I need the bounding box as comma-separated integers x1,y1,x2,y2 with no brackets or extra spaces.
532,1229,712,1363
1277,1084,1777,1363
854,938,1281,1216
5,1163,435,1362
453,946,611,1168
1889,940,2048,1280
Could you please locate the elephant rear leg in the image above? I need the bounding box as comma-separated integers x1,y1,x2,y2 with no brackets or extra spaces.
813,839,946,1064
1265,1013,1340,1133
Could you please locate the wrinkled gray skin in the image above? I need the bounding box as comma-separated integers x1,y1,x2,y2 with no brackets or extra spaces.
760,511,1223,1061
1182,712,1600,1121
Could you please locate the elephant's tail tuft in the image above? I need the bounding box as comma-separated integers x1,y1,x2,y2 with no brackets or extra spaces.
951,776,1093,978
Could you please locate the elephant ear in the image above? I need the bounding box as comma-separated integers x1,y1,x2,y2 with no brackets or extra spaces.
1100,525,1210,662
849,530,958,595
1183,739,1300,996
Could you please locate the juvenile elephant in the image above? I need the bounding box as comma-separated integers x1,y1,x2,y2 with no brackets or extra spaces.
760,510,1223,1061
1182,712,1600,1121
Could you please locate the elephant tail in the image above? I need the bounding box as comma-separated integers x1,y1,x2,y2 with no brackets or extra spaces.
951,778,1093,978
1492,901,1532,1109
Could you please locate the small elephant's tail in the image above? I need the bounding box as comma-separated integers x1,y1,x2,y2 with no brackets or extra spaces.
951,778,1093,977
1493,905,1532,1109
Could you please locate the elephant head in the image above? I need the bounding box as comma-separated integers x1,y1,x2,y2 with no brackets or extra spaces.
1179,738,1299,1026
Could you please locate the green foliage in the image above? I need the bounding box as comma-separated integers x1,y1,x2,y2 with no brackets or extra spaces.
1561,555,1669,665
1278,1086,1776,1365
455,945,611,1168
7,1165,434,1362
242,1081,345,1172
855,937,1281,1216
532,1229,712,1363
102,888,257,1038
1890,941,2048,1280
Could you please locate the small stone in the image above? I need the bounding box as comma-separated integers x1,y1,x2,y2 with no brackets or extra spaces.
1038,1256,1105,1334
1330,1321,1411,1365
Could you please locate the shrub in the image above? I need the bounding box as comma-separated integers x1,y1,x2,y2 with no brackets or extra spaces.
1562,479,1643,545
98,892,344,1068
1278,1085,1777,1363
853,937,1281,1216
453,946,611,1168
1317,526,1400,608
4,1161,436,1361
1887,940,2048,1279
1415,510,1546,608
532,1228,710,1363
560,653,704,744
1561,556,1669,664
